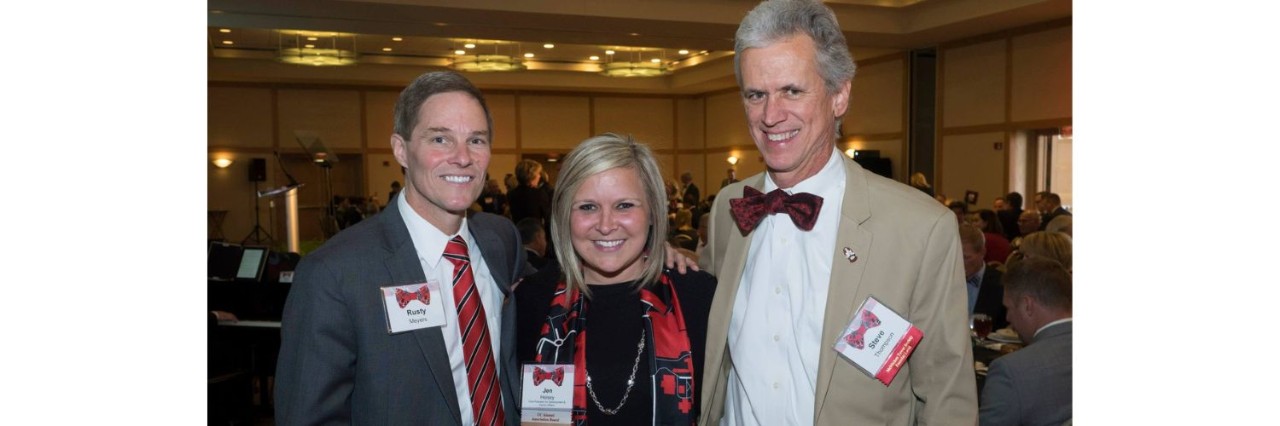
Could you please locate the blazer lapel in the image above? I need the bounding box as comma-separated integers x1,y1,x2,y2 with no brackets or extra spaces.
702,176,762,417
379,200,463,424
814,158,875,416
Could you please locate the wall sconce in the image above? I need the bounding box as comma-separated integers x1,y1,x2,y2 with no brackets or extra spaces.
212,158,233,168
845,148,858,159
727,156,738,166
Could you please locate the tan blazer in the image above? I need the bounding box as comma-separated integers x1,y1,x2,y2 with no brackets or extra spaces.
698,157,977,425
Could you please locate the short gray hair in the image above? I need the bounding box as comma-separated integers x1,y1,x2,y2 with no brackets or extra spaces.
550,133,669,297
393,71,492,141
734,0,857,94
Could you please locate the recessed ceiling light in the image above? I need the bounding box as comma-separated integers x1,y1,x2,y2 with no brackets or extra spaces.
605,50,615,55
544,43,554,49
629,33,640,36
219,29,231,33
383,47,392,52
465,43,475,49
455,50,466,55
650,58,661,63
434,22,448,27
305,44,315,48
589,55,600,61
524,53,535,58
307,37,317,41
392,37,403,41
222,40,233,45
678,49,689,55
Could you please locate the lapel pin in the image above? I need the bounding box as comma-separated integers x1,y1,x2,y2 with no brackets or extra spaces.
842,247,858,263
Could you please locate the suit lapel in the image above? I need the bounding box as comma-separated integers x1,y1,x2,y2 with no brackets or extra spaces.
814,158,875,417
379,201,464,424
702,177,763,417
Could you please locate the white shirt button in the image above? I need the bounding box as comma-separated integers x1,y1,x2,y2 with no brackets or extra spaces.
775,287,782,295
773,334,781,342
772,382,780,390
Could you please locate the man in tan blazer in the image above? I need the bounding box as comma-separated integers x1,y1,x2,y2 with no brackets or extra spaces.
697,1,977,424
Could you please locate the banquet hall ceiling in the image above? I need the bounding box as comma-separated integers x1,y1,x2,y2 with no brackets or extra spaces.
208,0,1071,94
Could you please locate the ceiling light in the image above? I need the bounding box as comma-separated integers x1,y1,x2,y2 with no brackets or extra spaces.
601,60,669,77
678,49,689,55
589,55,600,61
650,58,661,63
219,29,231,33
524,53,535,58
278,31,358,66
307,37,317,41
452,55,526,72
222,40,233,45
455,50,466,55
544,43,554,49
305,44,315,48
383,47,392,52
392,37,403,41
465,43,476,49
605,50,615,55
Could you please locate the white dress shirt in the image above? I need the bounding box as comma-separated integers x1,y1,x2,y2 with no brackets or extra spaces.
724,148,847,426
398,194,503,426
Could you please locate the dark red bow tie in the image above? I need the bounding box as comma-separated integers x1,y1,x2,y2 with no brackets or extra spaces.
844,310,882,349
533,366,565,386
395,286,431,308
728,186,824,233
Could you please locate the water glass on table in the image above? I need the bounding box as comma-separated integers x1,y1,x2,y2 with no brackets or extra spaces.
970,313,993,340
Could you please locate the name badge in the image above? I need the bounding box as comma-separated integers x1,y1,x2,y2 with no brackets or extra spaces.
381,282,447,334
520,364,574,425
832,295,924,386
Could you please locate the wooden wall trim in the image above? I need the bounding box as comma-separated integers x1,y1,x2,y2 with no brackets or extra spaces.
940,119,1071,136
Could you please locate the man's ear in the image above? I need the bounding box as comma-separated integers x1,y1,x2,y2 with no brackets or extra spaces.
391,134,409,168
831,79,851,117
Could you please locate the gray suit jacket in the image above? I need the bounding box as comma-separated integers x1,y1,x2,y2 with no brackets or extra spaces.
698,156,978,425
980,321,1072,426
275,199,524,425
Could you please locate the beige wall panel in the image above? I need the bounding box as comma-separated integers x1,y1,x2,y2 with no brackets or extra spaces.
939,132,1006,206
1011,26,1073,122
278,89,364,150
208,161,261,244
725,149,767,186
593,97,674,149
487,154,520,192
845,59,904,135
705,92,751,149
519,95,590,150
364,91,398,149
841,139,904,182
942,40,1006,128
487,94,518,150
654,154,676,188
209,87,274,149
366,153,403,205
677,98,705,150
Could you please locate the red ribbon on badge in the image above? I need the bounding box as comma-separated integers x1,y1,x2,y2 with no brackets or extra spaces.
533,366,565,386
395,286,431,308
843,309,882,349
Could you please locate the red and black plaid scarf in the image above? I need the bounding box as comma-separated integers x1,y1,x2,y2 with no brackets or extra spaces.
533,272,697,425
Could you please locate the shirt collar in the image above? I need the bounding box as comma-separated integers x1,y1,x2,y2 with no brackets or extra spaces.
762,147,847,197
1033,317,1073,339
967,264,986,287
397,191,472,269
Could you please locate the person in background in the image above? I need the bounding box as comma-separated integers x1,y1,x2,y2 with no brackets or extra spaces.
697,1,976,424
1009,231,1072,273
670,208,699,251
516,133,716,425
387,180,402,206
720,168,739,188
503,173,518,194
960,224,1008,330
1011,209,1041,250
979,257,1073,426
679,171,701,208
516,217,549,274
993,197,1006,211
974,209,1012,265
997,191,1024,241
509,159,552,228
1045,214,1072,237
910,172,935,197
948,200,968,225
1034,191,1071,231
275,71,523,425
479,177,508,216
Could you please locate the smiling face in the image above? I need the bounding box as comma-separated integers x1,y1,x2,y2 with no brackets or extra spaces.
739,34,850,189
569,167,651,284
391,91,491,232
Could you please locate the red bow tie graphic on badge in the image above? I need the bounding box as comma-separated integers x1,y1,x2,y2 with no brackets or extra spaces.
395,286,431,308
844,310,883,349
533,366,565,386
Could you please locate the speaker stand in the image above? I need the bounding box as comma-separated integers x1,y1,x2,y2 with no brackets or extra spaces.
242,181,274,246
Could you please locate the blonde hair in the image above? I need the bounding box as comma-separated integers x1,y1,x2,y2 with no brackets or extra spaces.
1012,231,1072,271
550,133,668,297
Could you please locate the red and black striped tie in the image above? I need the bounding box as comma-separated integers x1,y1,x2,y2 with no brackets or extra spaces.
444,236,505,426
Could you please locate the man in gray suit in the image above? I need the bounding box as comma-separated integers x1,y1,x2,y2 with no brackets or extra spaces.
980,257,1073,426
275,71,523,425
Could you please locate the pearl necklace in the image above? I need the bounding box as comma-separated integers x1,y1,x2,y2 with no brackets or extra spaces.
585,328,645,415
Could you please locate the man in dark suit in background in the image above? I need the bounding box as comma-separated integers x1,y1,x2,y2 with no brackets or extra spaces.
960,224,1008,330
996,191,1024,241
679,171,700,207
980,257,1073,426
515,217,549,274
275,71,523,426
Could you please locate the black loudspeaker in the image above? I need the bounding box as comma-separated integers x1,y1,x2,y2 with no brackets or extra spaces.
854,157,893,179
248,158,267,182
